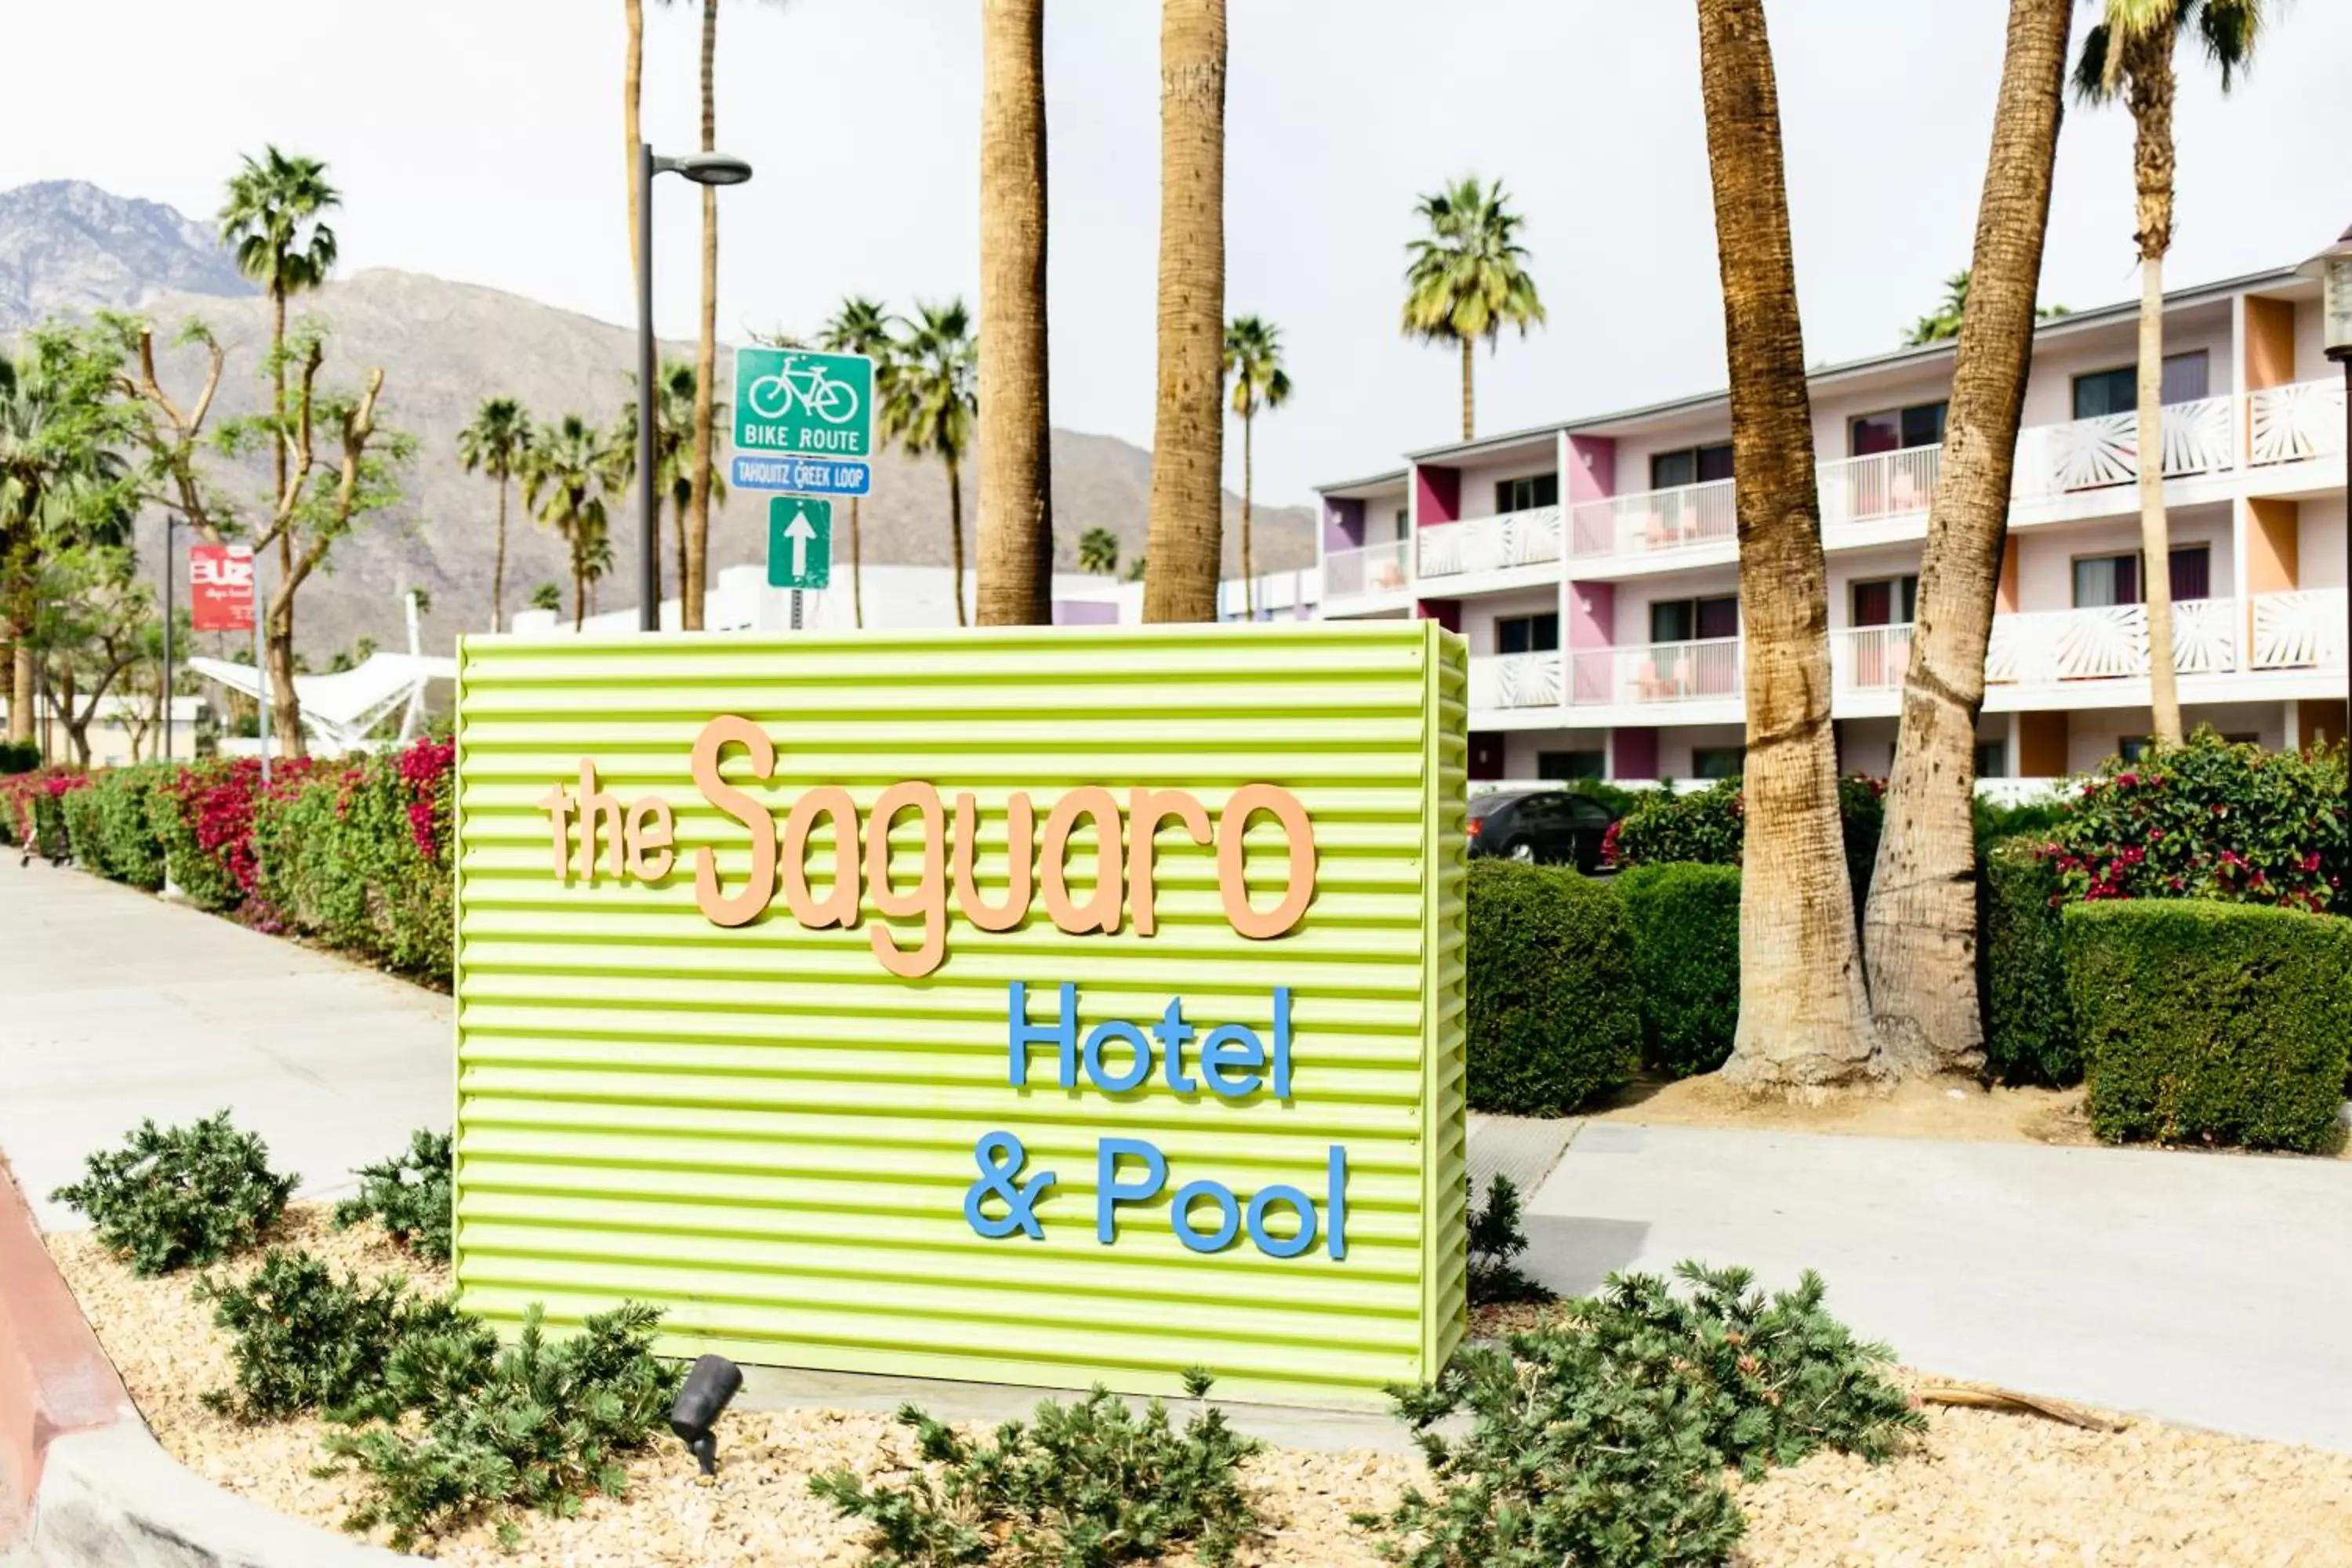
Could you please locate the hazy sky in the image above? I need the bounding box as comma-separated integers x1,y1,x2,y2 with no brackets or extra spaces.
9,1,2350,507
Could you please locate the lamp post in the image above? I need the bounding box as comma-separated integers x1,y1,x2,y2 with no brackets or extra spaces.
634,146,754,633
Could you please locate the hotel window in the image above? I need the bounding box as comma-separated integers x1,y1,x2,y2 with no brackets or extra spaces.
2072,350,2209,419
1692,746,1746,780
1649,595,1740,644
1538,750,1606,781
1974,741,2007,779
1849,400,1948,456
1851,575,1919,627
1496,612,1560,655
1649,443,1734,490
2072,544,2210,608
1494,473,1560,513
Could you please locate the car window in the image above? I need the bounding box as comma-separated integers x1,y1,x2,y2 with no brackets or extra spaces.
1563,797,1615,828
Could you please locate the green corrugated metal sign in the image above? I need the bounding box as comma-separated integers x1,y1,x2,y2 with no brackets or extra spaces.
452,621,1468,1406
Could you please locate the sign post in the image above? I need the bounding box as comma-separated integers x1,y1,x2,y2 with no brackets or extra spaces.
767,496,832,630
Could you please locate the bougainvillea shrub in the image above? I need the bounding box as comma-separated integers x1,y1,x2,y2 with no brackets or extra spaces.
2037,730,2348,912
2,768,89,859
253,736,455,978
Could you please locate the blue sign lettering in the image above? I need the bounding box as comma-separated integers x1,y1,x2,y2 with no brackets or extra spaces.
729,455,873,497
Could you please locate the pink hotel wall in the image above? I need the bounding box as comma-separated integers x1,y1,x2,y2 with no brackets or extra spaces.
1413,463,1462,630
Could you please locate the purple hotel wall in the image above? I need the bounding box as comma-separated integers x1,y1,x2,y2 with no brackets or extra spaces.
1323,496,1365,552
1051,600,1120,626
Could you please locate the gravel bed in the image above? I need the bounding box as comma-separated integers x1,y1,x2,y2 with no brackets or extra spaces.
43,1208,2352,1565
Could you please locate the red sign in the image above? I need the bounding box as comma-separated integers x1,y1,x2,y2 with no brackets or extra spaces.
190,543,255,633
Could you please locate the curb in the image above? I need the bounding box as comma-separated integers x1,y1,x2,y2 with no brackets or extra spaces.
0,1167,410,1566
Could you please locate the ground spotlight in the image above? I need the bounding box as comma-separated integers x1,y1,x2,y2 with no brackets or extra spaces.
670,1354,743,1476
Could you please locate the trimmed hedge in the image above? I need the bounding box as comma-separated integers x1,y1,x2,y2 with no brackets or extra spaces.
1615,863,1742,1078
61,764,172,890
2,768,85,859
1978,838,2078,1087
254,739,455,978
0,739,39,775
1465,861,1642,1115
2063,900,2352,1153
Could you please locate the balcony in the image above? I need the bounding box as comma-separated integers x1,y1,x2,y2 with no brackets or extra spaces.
1570,637,1743,706
1322,538,1411,601
1832,622,1916,694
2250,589,2348,670
1984,598,2239,685
1417,505,1564,582
1819,447,1940,531
1569,479,1736,560
1468,650,1563,710
2012,393,2238,499
2248,379,2348,467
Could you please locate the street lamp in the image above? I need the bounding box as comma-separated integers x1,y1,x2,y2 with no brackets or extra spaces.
635,147,754,633
2304,223,2352,837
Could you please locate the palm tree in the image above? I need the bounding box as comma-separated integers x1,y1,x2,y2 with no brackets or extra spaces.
819,298,896,628
880,301,978,626
529,582,563,614
580,517,617,617
1402,176,1544,441
458,398,533,633
1222,316,1290,619
978,0,1054,627
1076,526,1120,576
522,414,624,630
1142,0,1227,624
623,0,645,287
2074,0,2267,745
1694,0,1876,1090
219,149,339,524
1867,0,2076,1076
621,358,718,609
684,0,721,631
1904,268,2071,346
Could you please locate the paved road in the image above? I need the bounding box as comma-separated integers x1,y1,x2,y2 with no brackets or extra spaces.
1524,1120,2352,1453
0,855,452,1231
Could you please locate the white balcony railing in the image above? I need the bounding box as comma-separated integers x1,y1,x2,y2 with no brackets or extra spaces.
2250,589,2348,671
1417,505,1564,579
1569,479,1736,560
1468,650,1563,710
1570,637,1743,706
2247,379,2348,467
1984,597,2237,685
1820,447,1940,530
2013,394,2238,498
1833,622,1916,693
1322,538,1411,599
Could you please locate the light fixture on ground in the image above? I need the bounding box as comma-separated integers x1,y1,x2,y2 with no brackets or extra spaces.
2301,223,2352,833
634,147,755,633
670,1353,743,1477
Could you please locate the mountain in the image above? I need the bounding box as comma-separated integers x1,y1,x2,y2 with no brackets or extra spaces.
0,180,254,330
0,181,1315,660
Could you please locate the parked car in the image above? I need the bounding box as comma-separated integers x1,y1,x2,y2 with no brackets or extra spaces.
1466,789,1618,873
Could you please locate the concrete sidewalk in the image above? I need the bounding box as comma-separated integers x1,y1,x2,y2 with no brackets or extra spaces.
1524,1120,2352,1453
0,856,452,1231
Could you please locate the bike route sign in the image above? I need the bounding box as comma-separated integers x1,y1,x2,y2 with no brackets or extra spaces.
734,347,874,460
767,496,833,590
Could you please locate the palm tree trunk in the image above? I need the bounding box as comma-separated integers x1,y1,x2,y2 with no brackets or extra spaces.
684,0,720,633
947,456,968,626
1696,0,1876,1092
1460,336,1475,441
849,495,865,628
573,560,586,631
1865,0,2071,1078
1142,0,1226,624
492,475,509,634
2131,39,2180,745
977,0,1054,626
1241,410,1255,619
7,615,31,746
624,0,644,289
671,489,686,614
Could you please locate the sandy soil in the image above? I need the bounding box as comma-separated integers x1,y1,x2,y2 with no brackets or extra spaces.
45,1207,2352,1566
1586,1073,2105,1146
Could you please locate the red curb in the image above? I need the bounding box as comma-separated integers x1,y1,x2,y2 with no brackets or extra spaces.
0,1163,135,1544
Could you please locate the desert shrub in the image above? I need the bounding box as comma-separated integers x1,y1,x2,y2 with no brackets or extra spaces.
812,1368,1261,1568
2040,730,2348,911
321,1301,680,1553
335,1128,455,1263
253,735,456,978
1466,1174,1551,1307
1977,838,2079,1086
1465,862,1641,1116
198,1248,489,1423
2063,900,2352,1153
1614,862,1742,1078
1367,1262,1918,1567
49,1111,297,1276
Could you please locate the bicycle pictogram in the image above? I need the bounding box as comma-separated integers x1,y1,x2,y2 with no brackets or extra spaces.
745,353,861,425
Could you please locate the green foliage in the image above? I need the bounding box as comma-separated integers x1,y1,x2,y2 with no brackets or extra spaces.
1614,863,1742,1078
811,1368,1261,1568
334,1128,454,1263
64,763,171,889
1972,790,2069,855
1606,775,1885,895
0,739,38,775
252,739,455,978
2041,730,2347,910
321,1302,681,1553
1366,1263,1919,1568
2063,900,2352,1153
1464,862,1641,1116
1978,838,2080,1086
49,1111,296,1276
197,1247,488,1423
1465,1175,1551,1307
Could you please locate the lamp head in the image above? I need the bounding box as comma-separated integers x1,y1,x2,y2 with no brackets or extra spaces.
669,1355,743,1477
666,152,754,187
2302,223,2352,360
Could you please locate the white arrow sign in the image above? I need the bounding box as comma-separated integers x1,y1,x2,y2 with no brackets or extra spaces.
784,506,817,579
